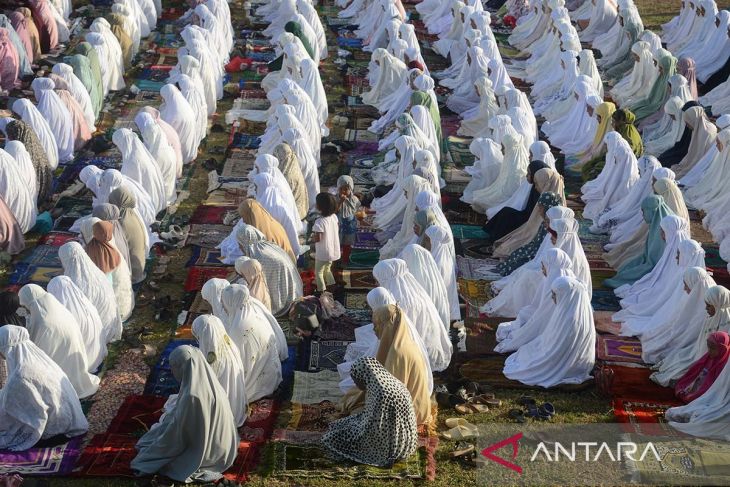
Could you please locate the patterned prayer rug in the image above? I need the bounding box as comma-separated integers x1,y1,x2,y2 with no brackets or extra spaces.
190,205,237,225
308,340,352,371
346,249,379,268
446,136,474,166
36,231,77,247
240,398,281,443
185,224,234,248
105,395,167,436
594,310,623,335
290,372,344,404
596,335,645,365
183,266,232,292
591,289,621,311
22,245,62,267
612,399,683,437
593,364,676,402
344,292,368,309
7,263,63,286
458,239,493,259
353,230,380,250
335,269,377,290
456,256,501,280
143,340,196,396
185,247,227,267
0,436,83,475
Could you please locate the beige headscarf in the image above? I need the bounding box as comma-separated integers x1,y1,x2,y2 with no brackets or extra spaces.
653,177,689,224
341,304,432,425
238,198,296,262
672,106,718,179
234,256,272,311
273,143,309,219
492,168,566,258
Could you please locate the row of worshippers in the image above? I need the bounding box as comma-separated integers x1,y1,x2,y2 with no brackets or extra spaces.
0,3,149,254
495,0,730,437
0,1,246,481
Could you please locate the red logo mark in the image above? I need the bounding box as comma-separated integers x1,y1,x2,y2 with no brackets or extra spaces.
481,432,523,474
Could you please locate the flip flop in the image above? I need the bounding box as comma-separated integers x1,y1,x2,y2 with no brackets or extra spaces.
537,402,555,420
508,408,526,423
445,417,477,429
473,394,502,407
450,442,476,459
455,402,490,415
441,422,479,440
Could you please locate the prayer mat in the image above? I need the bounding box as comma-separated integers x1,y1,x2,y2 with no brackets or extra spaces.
596,335,645,364
105,395,167,436
443,167,471,184
456,256,501,280
458,239,493,259
240,398,280,443
143,340,196,396
444,208,483,226
623,435,730,485
185,224,233,248
346,249,379,268
290,372,344,404
344,128,378,142
0,436,83,475
262,437,437,481
190,205,237,225
271,430,324,445
344,292,368,309
612,399,684,437
185,247,227,267
593,364,676,402
319,314,362,341
458,278,493,307
280,402,340,435
459,357,595,392
183,266,232,292
22,245,61,267
74,433,259,482
204,189,250,207
590,268,615,289
353,230,380,250
335,269,377,290
231,133,262,149
594,310,623,335
222,153,256,178
36,231,77,247
308,340,352,371
451,224,488,240
349,167,374,185
174,311,201,339
591,289,621,311
7,263,62,286
462,320,501,357
441,116,462,138
442,182,468,194
189,291,213,314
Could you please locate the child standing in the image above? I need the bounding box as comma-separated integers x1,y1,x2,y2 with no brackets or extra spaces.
337,175,360,267
312,192,341,293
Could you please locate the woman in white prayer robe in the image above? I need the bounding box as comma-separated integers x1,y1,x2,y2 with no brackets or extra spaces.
652,285,730,386
5,141,38,205
18,284,100,399
642,97,685,156
130,346,238,483
176,75,208,145
373,259,452,371
610,42,658,107
362,48,408,111
0,326,88,451
617,238,705,335
461,138,503,205
47,275,107,373
294,57,328,132
472,131,530,213
494,247,575,349
0,148,37,233
12,99,59,171
221,284,283,401
378,175,432,257
641,267,715,363
458,77,500,138
86,32,122,95
503,276,595,387
542,76,599,154
296,0,328,60
282,127,320,211
97,169,157,228
680,118,730,190
685,128,730,210
159,83,201,163
579,0,618,42
191,315,248,427
51,63,96,132
252,172,303,256
135,112,177,207
113,128,167,214
280,78,326,145
446,46,490,114
399,243,450,329
30,78,74,163
693,10,730,83
59,241,122,343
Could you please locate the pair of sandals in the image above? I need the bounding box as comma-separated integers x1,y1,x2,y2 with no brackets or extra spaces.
508,396,555,423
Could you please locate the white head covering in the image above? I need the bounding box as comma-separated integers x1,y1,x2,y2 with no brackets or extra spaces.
503,276,595,387
221,284,283,401
0,148,37,233
135,112,178,205
643,96,686,156
379,175,432,259
159,83,200,163
472,130,529,211
410,105,441,164
98,169,157,227
12,97,59,170
30,78,74,163
0,325,88,451
59,241,122,343
399,243,451,328
201,278,231,324
18,284,100,398
280,78,326,143
362,48,408,110
252,172,303,256
695,10,730,82
462,138,503,204
191,314,248,426
611,41,658,106
579,0,618,42
4,141,38,204
552,218,592,295
176,74,208,143
47,275,107,373
581,132,640,220
372,258,453,371
424,223,460,320
113,128,167,213
295,58,328,130
51,63,96,131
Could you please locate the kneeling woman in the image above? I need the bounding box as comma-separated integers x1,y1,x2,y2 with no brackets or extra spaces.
131,345,239,483
323,356,418,467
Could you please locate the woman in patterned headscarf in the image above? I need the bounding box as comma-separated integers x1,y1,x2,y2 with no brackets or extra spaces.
323,356,418,467
5,120,52,205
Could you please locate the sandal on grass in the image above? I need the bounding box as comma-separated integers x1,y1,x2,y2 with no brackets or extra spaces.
472,394,501,407
450,441,476,459
455,402,489,415
508,408,526,423
444,417,477,429
537,402,555,420
441,422,479,440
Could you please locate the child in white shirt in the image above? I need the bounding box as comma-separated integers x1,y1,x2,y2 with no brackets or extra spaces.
312,192,341,292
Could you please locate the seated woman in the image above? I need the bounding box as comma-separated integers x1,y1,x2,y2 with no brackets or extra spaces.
131,346,239,484
341,304,432,425
222,284,283,401
234,256,272,312
191,315,248,427
0,325,88,451
18,284,100,399
323,356,418,467
665,334,730,440
399,243,450,329
235,226,303,316
503,276,595,387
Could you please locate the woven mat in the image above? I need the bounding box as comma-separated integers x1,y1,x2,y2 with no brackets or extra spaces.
456,256,501,280
0,436,83,475
185,224,234,248
308,340,352,371
290,371,344,404
596,334,645,365
222,152,256,178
